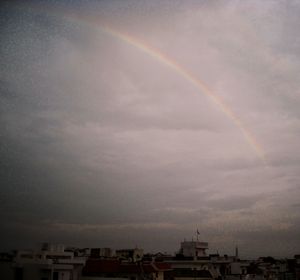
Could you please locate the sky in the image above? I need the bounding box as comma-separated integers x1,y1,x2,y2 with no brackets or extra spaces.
1,0,300,258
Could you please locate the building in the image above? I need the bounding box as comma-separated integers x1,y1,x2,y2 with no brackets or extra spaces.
13,243,86,280
90,248,113,258
162,239,220,280
116,249,144,263
179,241,208,258
0,253,14,280
81,259,171,280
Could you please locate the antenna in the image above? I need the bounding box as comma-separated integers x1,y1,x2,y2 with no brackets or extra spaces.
235,246,239,259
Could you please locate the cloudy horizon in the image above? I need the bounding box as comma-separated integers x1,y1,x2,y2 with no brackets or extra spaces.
1,0,300,258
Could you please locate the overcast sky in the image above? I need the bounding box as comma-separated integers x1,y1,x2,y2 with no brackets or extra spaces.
1,0,300,258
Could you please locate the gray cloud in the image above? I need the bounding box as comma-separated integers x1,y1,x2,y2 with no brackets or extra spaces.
1,0,300,257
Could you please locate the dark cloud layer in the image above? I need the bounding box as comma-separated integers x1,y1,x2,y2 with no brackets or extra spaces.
1,0,300,258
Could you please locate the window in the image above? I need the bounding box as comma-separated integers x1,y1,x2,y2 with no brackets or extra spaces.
53,272,58,280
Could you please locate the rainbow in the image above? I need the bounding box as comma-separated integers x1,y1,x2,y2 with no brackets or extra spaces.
100,25,266,163
16,2,267,164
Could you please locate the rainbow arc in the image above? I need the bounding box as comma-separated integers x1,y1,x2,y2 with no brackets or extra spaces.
19,2,267,164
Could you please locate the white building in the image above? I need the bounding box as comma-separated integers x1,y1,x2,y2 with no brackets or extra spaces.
164,239,220,280
13,243,86,280
180,241,208,258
